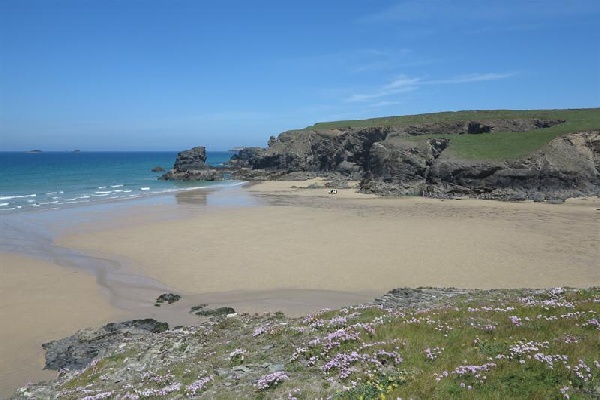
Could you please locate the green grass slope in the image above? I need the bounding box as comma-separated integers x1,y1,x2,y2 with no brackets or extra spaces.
18,288,599,399
304,108,600,161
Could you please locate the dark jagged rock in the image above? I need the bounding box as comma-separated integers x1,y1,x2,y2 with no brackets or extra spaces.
228,147,263,168
151,166,165,172
42,319,168,371
155,293,181,306
160,146,223,181
174,146,207,170
230,127,389,180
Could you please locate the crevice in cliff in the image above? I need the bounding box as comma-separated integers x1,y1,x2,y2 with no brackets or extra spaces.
424,138,450,184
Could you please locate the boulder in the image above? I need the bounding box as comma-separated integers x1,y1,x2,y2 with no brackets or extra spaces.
42,319,168,370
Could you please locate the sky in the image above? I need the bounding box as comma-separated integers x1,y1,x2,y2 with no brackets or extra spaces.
1,0,599,151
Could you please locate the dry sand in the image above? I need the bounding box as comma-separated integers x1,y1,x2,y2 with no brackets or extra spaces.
0,253,128,398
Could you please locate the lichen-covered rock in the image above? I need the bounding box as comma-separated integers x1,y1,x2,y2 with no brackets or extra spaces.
42,319,168,370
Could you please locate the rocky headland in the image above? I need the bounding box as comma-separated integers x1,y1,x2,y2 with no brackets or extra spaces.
162,109,600,202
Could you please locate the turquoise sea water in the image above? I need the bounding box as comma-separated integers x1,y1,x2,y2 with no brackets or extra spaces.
0,151,236,214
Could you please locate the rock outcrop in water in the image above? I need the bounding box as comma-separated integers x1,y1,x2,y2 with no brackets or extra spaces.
160,146,222,181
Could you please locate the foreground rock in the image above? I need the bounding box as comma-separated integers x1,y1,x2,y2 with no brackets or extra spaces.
42,319,168,371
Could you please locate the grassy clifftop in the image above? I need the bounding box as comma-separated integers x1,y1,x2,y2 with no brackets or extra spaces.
303,108,600,160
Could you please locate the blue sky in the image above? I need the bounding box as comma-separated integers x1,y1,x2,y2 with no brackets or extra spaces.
1,0,599,151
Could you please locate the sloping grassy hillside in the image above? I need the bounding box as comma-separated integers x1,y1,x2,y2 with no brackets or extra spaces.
305,109,600,161
16,288,599,399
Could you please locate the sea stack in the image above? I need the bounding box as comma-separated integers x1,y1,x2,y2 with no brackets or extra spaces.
160,146,221,181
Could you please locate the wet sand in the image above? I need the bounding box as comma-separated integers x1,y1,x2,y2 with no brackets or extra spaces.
2,182,599,396
0,253,128,398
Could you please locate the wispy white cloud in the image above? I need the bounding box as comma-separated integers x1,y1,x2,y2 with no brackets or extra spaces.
428,72,518,85
384,76,422,90
346,74,420,103
346,72,516,103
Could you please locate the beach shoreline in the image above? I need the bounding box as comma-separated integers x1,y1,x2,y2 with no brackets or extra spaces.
1,181,599,397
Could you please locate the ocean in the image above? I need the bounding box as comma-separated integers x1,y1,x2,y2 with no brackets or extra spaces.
0,151,236,214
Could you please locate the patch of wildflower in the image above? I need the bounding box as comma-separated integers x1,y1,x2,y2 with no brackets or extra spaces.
561,334,580,344
185,375,213,395
583,318,599,330
509,315,522,326
424,346,444,361
320,349,403,380
453,363,497,376
255,371,289,390
468,305,515,312
328,316,348,327
570,359,593,383
140,371,173,384
321,351,364,379
351,322,376,335
433,370,449,382
560,385,570,399
252,324,269,336
433,363,495,387
135,382,182,397
81,392,113,400
519,290,575,308
532,353,568,369
467,317,497,332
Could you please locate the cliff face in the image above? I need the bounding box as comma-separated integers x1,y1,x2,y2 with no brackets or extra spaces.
231,119,564,174
232,127,389,179
362,130,600,201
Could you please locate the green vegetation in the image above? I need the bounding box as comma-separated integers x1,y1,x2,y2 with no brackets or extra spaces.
31,288,599,399
304,108,600,160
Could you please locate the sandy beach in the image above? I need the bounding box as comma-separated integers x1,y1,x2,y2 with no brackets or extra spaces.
0,253,128,398
59,182,600,295
2,181,599,397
